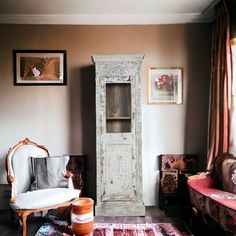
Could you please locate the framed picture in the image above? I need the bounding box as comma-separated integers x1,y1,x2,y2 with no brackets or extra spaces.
13,50,67,85
160,170,178,194
159,154,198,174
148,67,183,104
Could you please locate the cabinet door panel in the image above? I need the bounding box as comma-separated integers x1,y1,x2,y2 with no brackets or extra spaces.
101,144,135,201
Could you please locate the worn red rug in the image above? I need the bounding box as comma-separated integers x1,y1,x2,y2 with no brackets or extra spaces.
93,223,192,236
36,221,193,236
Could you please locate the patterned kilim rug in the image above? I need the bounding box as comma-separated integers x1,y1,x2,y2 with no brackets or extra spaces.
92,223,192,236
35,218,193,236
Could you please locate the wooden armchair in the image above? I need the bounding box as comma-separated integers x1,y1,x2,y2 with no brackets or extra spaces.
6,138,80,236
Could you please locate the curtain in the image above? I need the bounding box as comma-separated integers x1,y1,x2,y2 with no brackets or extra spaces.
228,0,236,40
207,0,232,173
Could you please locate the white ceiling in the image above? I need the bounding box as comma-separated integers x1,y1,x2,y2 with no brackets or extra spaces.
0,0,220,25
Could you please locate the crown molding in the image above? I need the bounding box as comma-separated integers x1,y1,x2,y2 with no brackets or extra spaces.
0,12,215,25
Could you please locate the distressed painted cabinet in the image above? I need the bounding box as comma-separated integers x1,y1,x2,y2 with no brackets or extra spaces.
92,54,145,216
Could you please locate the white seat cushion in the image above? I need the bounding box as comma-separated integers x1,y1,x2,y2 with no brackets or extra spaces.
10,188,80,210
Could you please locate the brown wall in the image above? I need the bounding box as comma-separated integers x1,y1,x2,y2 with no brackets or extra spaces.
0,24,212,205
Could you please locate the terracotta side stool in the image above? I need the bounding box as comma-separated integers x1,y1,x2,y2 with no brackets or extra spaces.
71,198,94,236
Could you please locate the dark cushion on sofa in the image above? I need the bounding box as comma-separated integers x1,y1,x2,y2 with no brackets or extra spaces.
214,154,234,186
221,156,236,194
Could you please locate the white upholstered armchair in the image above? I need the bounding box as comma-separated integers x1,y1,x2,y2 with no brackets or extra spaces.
6,138,80,236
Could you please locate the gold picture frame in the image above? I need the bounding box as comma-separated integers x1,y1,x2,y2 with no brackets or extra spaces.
148,67,183,104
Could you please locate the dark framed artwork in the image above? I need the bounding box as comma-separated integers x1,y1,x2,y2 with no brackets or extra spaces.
13,50,67,85
160,170,178,194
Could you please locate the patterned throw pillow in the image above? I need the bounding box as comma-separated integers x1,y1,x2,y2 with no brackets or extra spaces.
221,156,236,194
31,155,70,190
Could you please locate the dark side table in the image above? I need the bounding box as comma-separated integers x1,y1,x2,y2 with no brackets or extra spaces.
158,154,198,211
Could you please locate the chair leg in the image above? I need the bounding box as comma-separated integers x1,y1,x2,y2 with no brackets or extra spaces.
20,213,28,236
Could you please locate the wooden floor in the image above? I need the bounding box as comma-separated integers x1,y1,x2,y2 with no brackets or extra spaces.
0,206,228,236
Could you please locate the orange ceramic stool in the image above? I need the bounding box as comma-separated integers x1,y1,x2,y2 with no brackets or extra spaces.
71,198,94,236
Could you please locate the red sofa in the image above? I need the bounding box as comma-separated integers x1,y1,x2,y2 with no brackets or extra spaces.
187,156,236,234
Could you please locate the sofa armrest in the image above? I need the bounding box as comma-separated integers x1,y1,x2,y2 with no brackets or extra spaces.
187,177,217,190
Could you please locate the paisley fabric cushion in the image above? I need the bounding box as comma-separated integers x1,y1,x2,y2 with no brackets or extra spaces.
221,156,236,194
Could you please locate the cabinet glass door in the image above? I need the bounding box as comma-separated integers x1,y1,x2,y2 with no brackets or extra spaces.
106,83,131,133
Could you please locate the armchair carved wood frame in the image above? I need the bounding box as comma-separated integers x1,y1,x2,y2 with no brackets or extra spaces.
6,138,80,236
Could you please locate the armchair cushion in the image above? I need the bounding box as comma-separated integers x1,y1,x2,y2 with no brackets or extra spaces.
31,155,70,190
10,188,80,210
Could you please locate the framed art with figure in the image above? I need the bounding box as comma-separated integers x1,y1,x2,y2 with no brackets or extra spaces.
13,50,67,86
148,67,182,104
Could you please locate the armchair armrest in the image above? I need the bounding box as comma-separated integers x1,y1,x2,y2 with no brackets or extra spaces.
7,175,14,184
64,171,76,190
7,175,17,203
64,171,73,179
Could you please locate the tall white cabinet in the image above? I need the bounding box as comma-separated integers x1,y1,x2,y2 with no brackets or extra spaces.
92,54,145,216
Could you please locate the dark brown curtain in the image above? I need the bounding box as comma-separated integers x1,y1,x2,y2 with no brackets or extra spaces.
207,0,232,173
